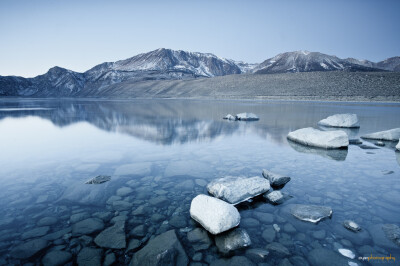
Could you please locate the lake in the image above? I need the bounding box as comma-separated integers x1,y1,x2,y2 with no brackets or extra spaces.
0,98,399,265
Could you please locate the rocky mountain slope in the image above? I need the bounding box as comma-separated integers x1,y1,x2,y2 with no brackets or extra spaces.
0,49,399,97
253,51,385,74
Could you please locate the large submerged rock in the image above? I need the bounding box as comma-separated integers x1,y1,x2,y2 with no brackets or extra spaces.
207,176,270,204
130,230,188,266
318,114,360,128
190,194,240,235
235,113,259,121
287,127,349,149
10,239,48,259
215,228,251,254
291,204,332,223
262,169,290,187
85,175,111,184
361,128,400,141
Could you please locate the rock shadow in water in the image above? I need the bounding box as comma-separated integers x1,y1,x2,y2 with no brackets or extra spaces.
287,139,348,161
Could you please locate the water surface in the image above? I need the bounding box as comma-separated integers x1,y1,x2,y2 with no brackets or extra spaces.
0,99,399,265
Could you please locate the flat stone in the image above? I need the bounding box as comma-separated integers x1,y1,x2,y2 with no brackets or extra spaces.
287,127,349,149
127,239,141,252
245,248,269,262
207,176,270,204
169,215,187,228
242,218,260,228
343,220,361,232
262,227,276,242
283,223,296,234
110,215,128,224
215,228,251,254
94,221,126,249
85,175,111,184
130,225,146,237
72,218,104,236
92,212,113,221
318,114,360,128
307,248,350,266
114,162,152,176
43,227,71,241
210,256,256,266
148,196,168,206
42,250,72,266
77,247,103,266
361,128,400,141
112,200,133,211
10,239,48,259
236,112,259,121
190,194,240,235
290,204,332,223
254,212,274,223
70,212,90,224
187,228,212,251
262,169,291,187
130,230,188,266
116,187,133,197
265,242,290,257
21,226,50,240
37,217,58,226
132,205,149,216
104,253,116,266
312,230,326,240
151,213,165,223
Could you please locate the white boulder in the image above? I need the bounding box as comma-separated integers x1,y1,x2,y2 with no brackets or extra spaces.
397,139,400,151
223,114,237,121
190,194,240,235
287,127,349,149
207,176,270,205
235,113,259,121
361,128,400,141
318,114,360,128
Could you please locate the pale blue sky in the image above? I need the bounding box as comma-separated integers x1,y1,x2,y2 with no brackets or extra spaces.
1,0,399,77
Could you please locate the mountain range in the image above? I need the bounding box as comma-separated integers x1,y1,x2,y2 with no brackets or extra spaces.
0,48,399,97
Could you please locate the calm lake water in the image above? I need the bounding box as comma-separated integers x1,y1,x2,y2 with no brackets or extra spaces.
0,98,399,265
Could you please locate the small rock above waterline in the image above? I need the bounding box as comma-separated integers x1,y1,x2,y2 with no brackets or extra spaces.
290,204,332,223
190,194,240,235
264,191,285,204
318,114,360,128
215,228,251,254
338,248,355,259
130,230,188,266
343,220,361,232
235,112,259,121
262,169,291,187
396,139,400,150
85,175,111,184
207,176,270,204
288,127,349,149
361,128,400,141
223,114,237,121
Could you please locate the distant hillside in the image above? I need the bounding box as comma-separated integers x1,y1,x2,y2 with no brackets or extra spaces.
0,48,399,98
